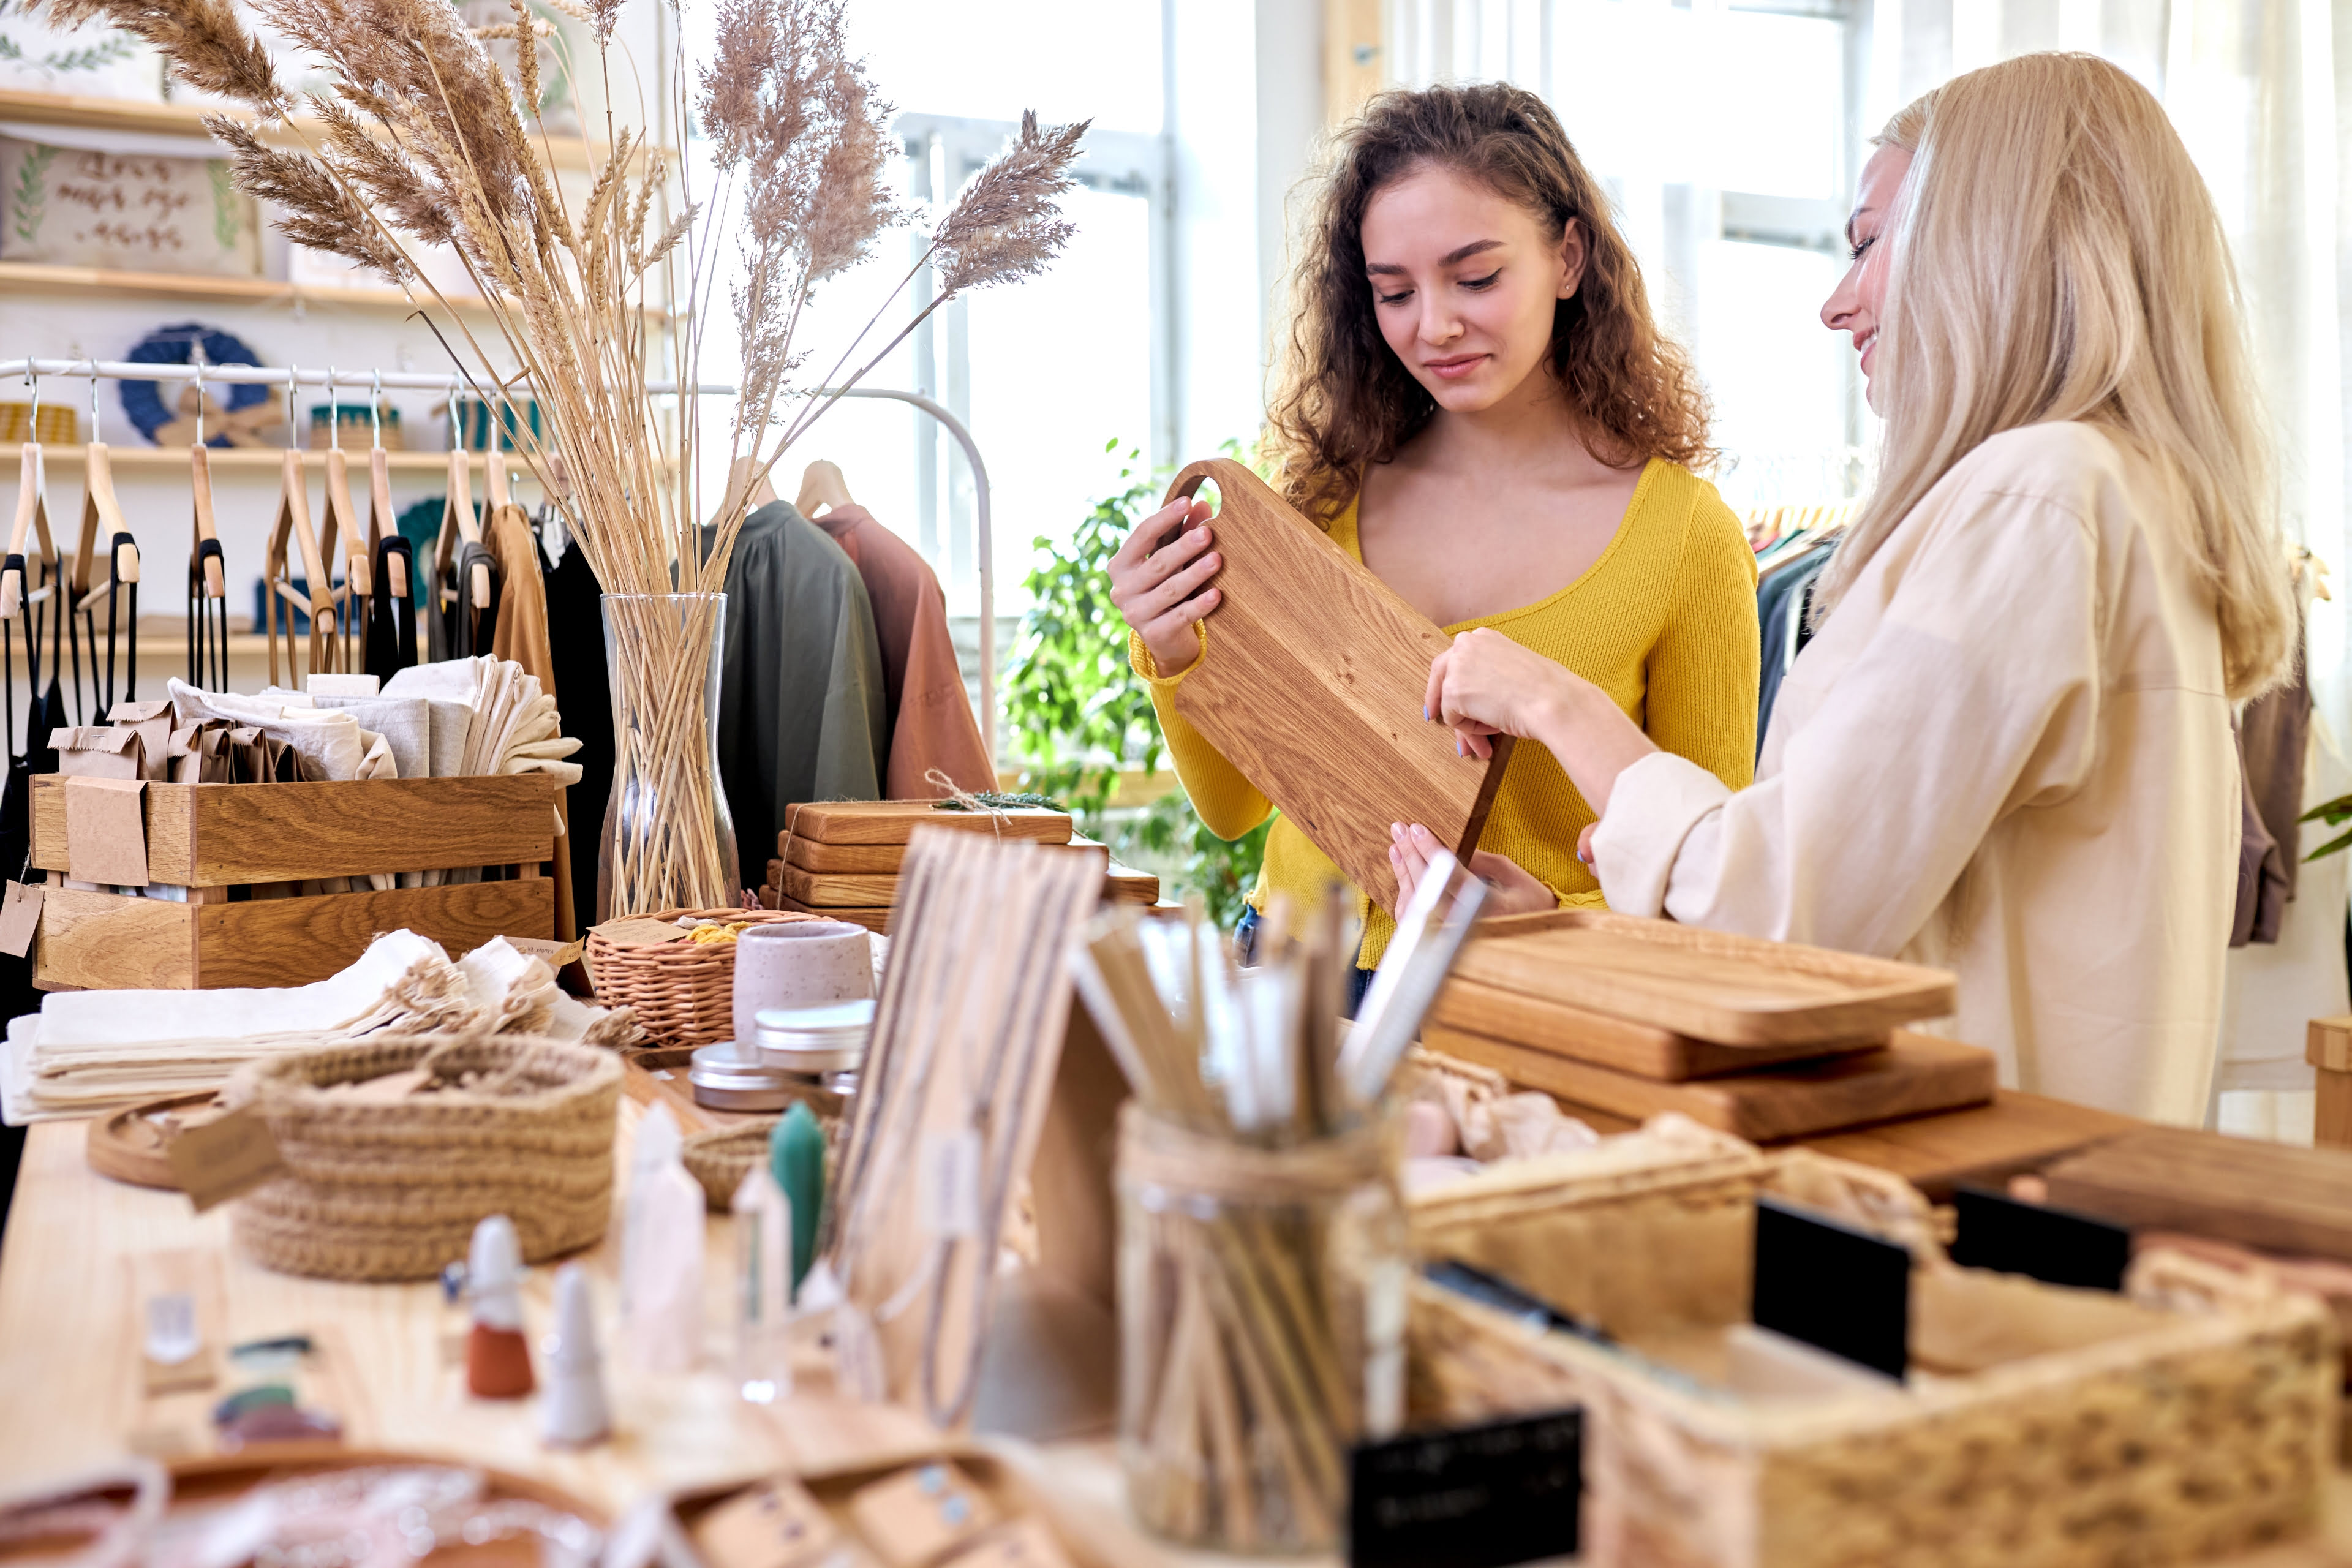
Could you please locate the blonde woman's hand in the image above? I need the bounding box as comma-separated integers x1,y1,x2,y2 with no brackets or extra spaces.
1109,496,1221,676
1424,627,1578,758
1389,822,1558,917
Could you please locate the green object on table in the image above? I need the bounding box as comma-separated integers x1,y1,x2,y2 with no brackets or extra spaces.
774,1102,825,1299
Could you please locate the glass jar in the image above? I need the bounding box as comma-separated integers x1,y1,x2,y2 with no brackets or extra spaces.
1115,1103,1408,1554
597,591,739,918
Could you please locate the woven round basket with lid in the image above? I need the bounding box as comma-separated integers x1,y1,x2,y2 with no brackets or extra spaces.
583,908,820,1047
230,1034,623,1282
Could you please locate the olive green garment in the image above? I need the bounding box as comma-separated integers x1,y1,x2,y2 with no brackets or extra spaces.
714,501,889,894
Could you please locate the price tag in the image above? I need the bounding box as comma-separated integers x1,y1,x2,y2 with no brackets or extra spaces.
919,1128,983,1240
0,880,43,958
165,1104,287,1213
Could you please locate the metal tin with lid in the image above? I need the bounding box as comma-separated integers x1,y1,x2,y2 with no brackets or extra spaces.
687,1041,801,1112
753,997,875,1079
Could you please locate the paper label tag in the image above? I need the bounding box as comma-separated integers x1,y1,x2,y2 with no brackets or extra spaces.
63,776,149,887
591,917,691,949
506,936,587,967
165,1104,287,1213
0,881,43,958
919,1129,983,1240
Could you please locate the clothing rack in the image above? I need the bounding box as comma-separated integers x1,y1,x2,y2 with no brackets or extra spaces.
0,360,998,763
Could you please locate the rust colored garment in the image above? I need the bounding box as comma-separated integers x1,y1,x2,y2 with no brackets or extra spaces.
486,503,576,943
811,503,993,797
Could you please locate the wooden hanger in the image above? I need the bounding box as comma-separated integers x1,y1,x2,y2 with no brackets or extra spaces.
485,433,511,512
67,369,139,714
794,458,849,518
434,442,492,614
4,439,56,623
263,372,335,687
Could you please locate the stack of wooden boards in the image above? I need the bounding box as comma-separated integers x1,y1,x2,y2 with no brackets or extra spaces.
1424,909,1986,1142
758,800,1161,932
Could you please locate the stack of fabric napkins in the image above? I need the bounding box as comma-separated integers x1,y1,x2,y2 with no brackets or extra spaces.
0,929,638,1123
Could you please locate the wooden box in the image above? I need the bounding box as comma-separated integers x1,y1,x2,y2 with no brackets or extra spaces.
1409,1147,2339,1568
28,774,559,989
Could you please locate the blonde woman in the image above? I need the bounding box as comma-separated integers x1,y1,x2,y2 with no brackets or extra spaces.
1403,53,2296,1124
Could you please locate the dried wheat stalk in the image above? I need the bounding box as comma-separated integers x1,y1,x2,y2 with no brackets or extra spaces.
34,0,1084,910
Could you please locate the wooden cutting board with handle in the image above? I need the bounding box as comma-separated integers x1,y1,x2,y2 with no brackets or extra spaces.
1162,457,1510,914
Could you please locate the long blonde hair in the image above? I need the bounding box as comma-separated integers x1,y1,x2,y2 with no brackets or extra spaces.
1825,53,2294,699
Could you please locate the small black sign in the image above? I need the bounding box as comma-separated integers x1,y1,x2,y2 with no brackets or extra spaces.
1752,1195,1910,1380
1348,1409,1583,1568
1950,1184,2130,1292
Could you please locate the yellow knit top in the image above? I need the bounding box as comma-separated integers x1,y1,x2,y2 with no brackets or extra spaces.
1129,458,1762,967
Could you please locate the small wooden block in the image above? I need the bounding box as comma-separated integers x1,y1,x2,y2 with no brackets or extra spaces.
1162,457,1507,914
1427,982,1885,1080
784,800,1073,847
938,1518,1076,1568
691,1478,842,1568
845,1463,1001,1568
2309,1016,2352,1073
1433,1029,1994,1142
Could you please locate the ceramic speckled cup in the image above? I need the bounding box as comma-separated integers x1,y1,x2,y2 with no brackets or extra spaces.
731,919,872,1047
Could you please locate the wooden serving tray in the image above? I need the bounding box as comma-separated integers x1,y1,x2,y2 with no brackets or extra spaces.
1453,908,1956,1046
85,1090,218,1189
783,799,1073,846
2043,1126,2352,1264
1427,982,1885,1080
1162,457,1508,914
1434,1028,1996,1142
1801,1090,2137,1199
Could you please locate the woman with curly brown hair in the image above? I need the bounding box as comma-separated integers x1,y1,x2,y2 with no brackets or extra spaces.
1108,82,1760,992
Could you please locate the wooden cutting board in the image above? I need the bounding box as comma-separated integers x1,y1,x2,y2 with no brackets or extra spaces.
1453,908,1956,1046
782,835,1111,879
780,864,900,907
776,894,892,933
1106,862,1160,905
2043,1127,2352,1263
1162,457,1509,914
1427,982,1885,1080
1432,1028,1995,1142
782,799,1074,846
1801,1091,2138,1199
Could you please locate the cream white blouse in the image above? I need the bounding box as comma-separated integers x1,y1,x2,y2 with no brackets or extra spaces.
1593,422,2236,1125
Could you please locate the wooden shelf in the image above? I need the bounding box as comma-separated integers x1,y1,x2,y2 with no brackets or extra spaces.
0,444,535,475
0,259,495,314
0,86,660,173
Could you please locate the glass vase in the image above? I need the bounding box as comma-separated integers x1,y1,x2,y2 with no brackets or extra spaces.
597,592,739,918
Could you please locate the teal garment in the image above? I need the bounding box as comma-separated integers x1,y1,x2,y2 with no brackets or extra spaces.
715,502,889,893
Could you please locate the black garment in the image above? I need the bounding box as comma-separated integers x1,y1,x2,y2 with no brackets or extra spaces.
0,570,62,1242
365,535,421,680
543,539,612,935
1754,541,1834,753
715,502,889,894
430,540,505,662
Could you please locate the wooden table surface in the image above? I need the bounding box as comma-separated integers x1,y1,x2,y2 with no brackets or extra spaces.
1,1099,2346,1566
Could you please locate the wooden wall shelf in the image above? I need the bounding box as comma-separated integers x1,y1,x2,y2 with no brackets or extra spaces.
0,260,493,314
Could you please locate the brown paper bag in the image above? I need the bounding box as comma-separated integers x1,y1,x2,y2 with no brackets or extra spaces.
55,726,145,780
107,700,175,782
169,722,232,785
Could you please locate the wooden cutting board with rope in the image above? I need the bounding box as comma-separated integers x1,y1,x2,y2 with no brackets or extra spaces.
1159,457,1509,914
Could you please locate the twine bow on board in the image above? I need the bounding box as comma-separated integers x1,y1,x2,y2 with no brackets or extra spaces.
923,767,1014,837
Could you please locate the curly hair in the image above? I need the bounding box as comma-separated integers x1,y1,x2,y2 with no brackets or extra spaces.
1264,83,1713,520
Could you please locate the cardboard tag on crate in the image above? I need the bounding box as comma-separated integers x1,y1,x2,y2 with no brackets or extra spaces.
165,1104,287,1213
0,880,42,957
1348,1409,1583,1568
63,777,148,887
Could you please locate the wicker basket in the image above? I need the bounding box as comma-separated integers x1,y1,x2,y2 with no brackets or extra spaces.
583,908,820,1048
229,1034,623,1282
1409,1143,2340,1568
679,1089,846,1213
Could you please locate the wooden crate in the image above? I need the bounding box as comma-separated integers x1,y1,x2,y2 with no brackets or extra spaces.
29,774,559,988
1409,1146,2339,1568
